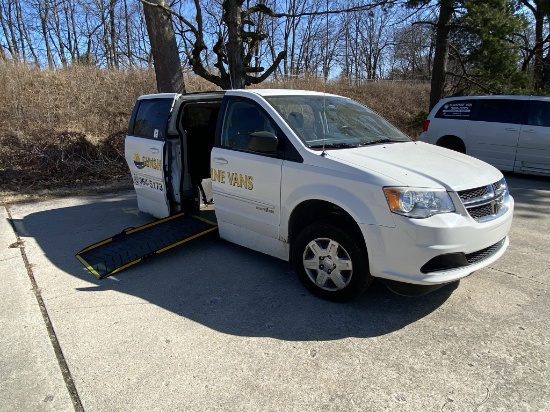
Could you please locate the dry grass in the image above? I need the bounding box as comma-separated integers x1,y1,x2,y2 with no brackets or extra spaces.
0,64,429,203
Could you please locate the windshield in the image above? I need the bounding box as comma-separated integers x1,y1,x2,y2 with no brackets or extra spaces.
265,95,410,149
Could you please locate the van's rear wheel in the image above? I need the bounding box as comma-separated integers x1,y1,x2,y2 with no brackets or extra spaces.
436,136,466,153
292,223,371,302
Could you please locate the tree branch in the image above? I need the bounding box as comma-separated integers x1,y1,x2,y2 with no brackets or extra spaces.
448,44,495,94
139,0,200,38
446,71,495,94
247,0,399,19
412,20,468,30
247,50,286,84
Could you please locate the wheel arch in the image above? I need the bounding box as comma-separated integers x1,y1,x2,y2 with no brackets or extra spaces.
288,199,365,251
436,135,466,153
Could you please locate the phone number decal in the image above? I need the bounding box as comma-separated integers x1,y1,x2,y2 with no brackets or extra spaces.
133,174,164,192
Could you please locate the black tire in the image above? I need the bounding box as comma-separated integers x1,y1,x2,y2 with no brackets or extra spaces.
291,222,372,302
436,136,466,154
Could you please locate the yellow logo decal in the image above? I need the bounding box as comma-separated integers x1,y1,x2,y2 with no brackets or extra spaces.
134,153,145,169
134,153,161,170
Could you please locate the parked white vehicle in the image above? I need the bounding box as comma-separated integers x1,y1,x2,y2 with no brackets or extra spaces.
125,89,514,301
419,95,550,175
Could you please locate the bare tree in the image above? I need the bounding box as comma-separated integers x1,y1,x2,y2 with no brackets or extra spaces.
339,5,393,81
391,21,434,80
123,0,133,65
278,0,309,77
51,1,68,67
14,0,40,65
37,0,55,68
143,0,285,89
0,0,20,62
143,0,393,89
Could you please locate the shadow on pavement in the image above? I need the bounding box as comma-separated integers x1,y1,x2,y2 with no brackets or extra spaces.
505,172,550,220
8,190,458,341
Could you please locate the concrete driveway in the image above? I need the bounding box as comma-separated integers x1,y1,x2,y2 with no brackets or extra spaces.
1,174,548,411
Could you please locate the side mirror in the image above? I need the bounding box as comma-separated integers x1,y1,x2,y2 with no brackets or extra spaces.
248,131,278,153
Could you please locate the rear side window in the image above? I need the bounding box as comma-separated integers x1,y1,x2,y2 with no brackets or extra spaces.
132,99,173,139
475,99,524,124
435,100,475,119
526,100,550,127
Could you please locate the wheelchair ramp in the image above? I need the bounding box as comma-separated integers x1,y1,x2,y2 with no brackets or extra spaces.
76,212,218,279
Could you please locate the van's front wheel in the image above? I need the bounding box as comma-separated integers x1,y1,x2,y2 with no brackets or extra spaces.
292,223,371,302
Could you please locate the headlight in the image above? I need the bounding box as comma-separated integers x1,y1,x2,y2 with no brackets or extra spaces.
384,187,455,218
494,178,509,198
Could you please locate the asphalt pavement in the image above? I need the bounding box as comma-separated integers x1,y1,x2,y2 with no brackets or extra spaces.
1,174,548,411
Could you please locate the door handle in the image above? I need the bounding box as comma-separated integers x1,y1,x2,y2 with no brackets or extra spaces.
522,129,536,133
213,157,228,165
150,147,160,153
504,127,518,131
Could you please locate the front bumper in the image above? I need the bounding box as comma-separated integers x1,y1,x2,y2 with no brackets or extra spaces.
360,196,514,285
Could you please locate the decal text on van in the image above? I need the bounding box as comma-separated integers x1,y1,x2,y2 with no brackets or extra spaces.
211,168,253,190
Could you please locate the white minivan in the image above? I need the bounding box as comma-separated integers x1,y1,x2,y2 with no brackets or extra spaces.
419,95,550,175
124,89,514,301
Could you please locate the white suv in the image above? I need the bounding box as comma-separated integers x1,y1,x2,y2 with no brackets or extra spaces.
419,95,550,175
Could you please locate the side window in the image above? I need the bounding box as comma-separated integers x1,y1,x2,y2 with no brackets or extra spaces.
220,100,277,151
132,99,173,139
435,100,475,119
476,99,524,124
527,100,550,127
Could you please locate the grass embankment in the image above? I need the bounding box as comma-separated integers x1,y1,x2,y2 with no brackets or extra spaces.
0,65,429,203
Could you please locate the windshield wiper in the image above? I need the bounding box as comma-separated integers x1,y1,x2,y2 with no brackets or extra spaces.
308,142,359,149
359,138,399,146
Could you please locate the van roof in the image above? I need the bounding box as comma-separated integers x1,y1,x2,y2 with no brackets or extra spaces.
233,89,340,98
439,95,550,102
137,91,226,100
137,89,342,100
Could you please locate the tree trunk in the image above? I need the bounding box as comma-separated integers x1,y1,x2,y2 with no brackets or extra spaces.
69,0,80,62
62,0,75,62
223,0,246,89
143,0,185,93
123,0,133,65
533,6,544,90
109,0,119,69
542,15,550,89
39,0,54,69
52,1,68,67
429,0,454,110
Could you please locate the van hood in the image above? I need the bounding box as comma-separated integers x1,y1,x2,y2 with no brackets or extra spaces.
326,141,503,191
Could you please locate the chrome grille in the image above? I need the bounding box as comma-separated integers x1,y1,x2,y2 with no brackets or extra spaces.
458,186,488,201
468,203,494,220
457,180,508,222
